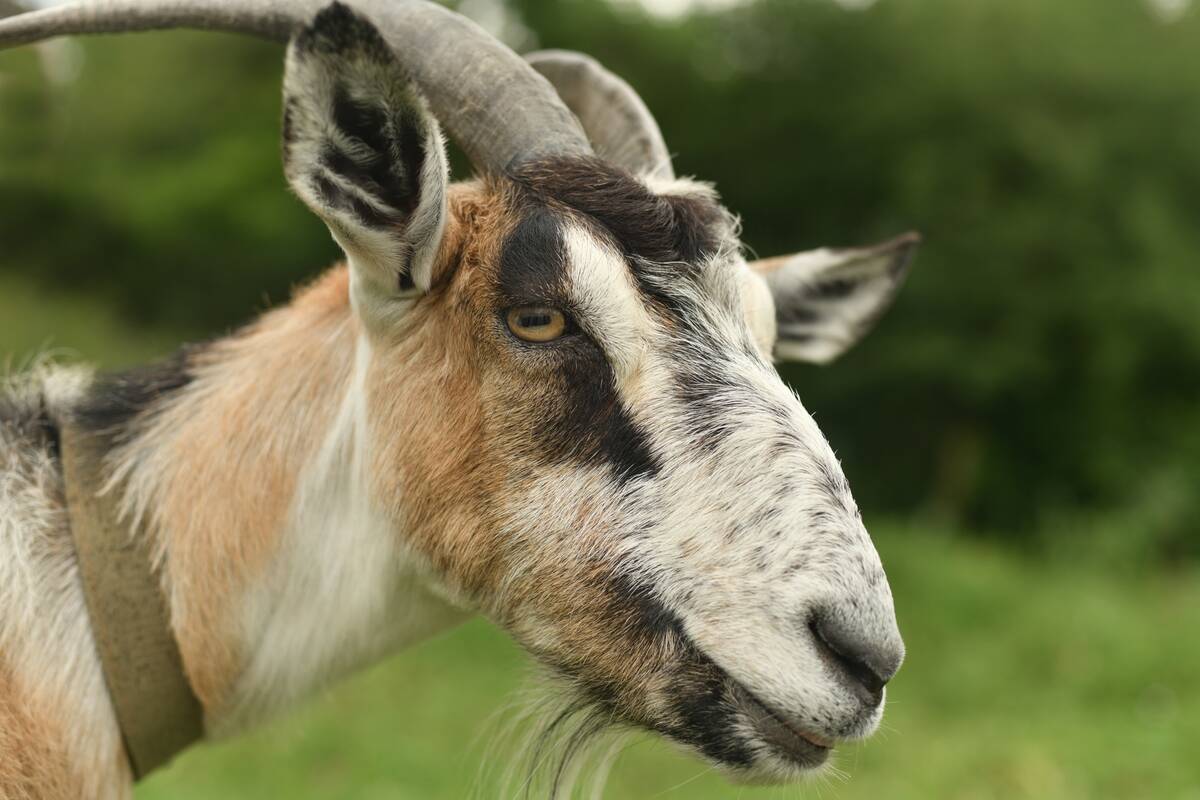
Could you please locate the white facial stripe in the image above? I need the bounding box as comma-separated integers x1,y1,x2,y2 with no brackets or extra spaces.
562,224,653,381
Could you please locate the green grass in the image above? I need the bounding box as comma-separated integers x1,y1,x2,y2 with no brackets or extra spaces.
4,280,1198,799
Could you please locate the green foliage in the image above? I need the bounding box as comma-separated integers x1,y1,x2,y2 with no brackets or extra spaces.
0,273,176,368
0,32,340,332
2,0,1199,551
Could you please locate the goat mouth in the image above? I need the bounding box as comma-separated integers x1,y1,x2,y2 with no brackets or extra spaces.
728,682,834,768
651,630,836,774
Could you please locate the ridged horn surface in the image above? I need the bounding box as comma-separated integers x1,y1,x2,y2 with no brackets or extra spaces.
527,49,673,180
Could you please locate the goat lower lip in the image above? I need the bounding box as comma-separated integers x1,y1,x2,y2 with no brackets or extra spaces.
730,683,833,767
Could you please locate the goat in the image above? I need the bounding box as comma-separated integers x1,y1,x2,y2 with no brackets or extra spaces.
0,1,918,797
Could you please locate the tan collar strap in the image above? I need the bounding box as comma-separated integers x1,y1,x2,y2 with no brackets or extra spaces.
60,423,204,780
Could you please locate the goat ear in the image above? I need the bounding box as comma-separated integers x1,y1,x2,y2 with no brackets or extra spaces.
282,4,449,323
751,233,919,364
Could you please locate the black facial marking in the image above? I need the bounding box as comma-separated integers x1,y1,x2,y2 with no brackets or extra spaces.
507,156,754,385
510,157,729,315
504,157,796,459
547,338,660,483
596,567,752,767
498,158,748,475
607,571,687,642
73,346,200,449
497,205,659,483
666,643,755,767
498,206,570,304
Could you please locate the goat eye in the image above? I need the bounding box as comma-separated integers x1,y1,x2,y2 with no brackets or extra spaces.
506,306,568,343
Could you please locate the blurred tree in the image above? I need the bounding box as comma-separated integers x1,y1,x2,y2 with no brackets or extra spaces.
1,0,1197,554
0,29,339,332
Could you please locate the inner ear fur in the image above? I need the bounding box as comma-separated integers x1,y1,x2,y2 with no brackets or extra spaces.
751,232,920,365
281,3,450,320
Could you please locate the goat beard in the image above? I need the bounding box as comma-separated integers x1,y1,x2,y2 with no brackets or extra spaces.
480,677,632,800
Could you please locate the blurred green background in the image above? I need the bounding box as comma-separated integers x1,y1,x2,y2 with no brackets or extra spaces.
2,0,1198,797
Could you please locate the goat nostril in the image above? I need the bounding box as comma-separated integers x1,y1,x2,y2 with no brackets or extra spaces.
810,615,891,704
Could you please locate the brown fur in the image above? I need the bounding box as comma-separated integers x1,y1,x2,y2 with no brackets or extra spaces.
367,179,679,716
0,660,82,800
370,180,517,598
126,269,359,711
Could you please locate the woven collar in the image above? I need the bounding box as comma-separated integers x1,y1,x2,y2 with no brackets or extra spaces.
60,423,204,780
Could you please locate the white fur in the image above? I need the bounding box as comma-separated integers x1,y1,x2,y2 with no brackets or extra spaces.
218,335,466,734
761,242,913,364
0,365,131,797
738,259,779,359
543,219,903,779
562,224,654,379
281,22,450,331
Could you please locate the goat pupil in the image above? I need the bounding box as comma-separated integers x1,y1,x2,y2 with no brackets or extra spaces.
506,306,565,342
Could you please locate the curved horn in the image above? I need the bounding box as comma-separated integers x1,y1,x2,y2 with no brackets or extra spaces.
526,49,674,181
0,0,593,173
